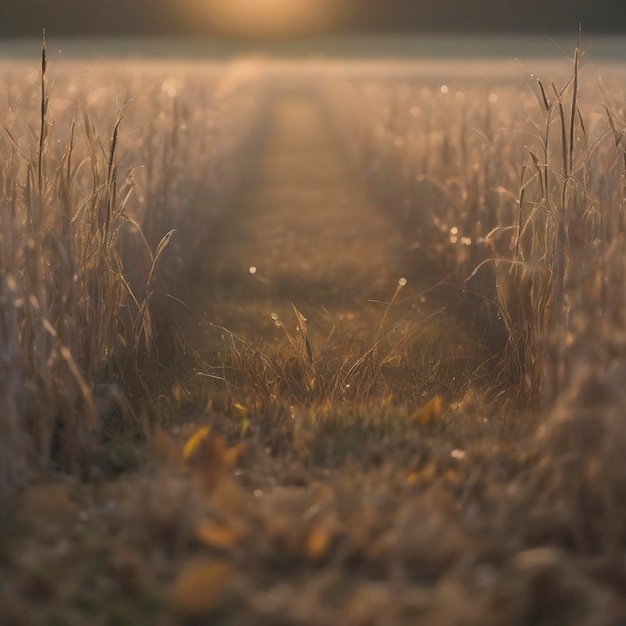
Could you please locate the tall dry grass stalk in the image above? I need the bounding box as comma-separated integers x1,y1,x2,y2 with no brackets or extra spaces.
0,44,265,505
322,53,626,552
318,47,626,410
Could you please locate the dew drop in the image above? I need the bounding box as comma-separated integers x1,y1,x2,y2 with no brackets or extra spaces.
249,266,257,275
398,277,408,287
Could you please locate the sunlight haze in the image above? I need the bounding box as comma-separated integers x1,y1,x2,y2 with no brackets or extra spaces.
177,0,340,38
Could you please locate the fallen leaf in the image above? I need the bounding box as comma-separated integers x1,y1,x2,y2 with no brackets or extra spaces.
445,468,459,483
406,463,437,485
184,430,246,495
195,521,239,549
406,471,420,485
191,435,228,493
410,395,443,425
183,426,211,461
306,527,331,560
224,442,246,468
231,402,248,418
171,559,232,616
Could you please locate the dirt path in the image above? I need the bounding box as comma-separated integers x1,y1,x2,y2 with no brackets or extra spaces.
203,94,409,341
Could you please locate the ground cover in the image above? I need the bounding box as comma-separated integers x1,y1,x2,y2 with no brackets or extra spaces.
2,44,626,625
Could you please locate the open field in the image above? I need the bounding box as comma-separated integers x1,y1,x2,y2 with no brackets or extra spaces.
3,34,626,60
2,39,626,624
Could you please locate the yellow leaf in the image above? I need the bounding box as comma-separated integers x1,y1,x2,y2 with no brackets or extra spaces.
185,430,245,495
406,463,437,485
171,559,232,616
231,403,250,437
410,395,443,425
239,416,250,438
171,381,187,404
195,521,239,549
232,402,248,418
306,527,331,560
183,426,211,461
224,442,246,468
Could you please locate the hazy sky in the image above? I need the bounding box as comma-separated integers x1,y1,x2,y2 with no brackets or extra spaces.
1,0,624,39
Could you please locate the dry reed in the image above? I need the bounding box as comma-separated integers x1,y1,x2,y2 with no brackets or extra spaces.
0,43,265,505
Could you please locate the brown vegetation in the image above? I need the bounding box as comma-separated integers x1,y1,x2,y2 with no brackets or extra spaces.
2,40,626,624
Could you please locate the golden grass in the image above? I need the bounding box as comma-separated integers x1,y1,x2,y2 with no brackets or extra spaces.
4,38,626,624
4,40,626,490
320,43,626,410
0,41,265,503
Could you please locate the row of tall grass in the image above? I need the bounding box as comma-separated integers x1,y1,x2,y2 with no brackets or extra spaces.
0,44,265,504
316,49,626,411
311,51,626,547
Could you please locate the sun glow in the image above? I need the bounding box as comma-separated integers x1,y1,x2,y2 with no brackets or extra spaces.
178,0,338,38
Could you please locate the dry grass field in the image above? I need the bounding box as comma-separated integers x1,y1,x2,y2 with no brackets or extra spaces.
2,38,626,624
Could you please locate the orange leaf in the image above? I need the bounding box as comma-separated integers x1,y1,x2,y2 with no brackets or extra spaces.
410,395,443,425
224,442,246,468
185,430,245,495
406,463,437,485
191,435,229,493
306,527,331,560
406,471,420,485
171,559,232,616
195,521,239,549
445,468,459,483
